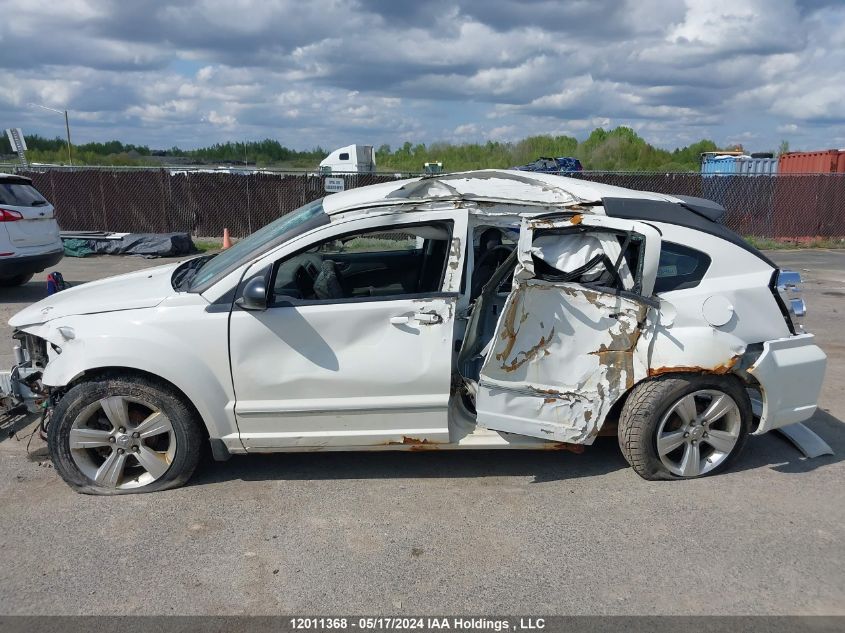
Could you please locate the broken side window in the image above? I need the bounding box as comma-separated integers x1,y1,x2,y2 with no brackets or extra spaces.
528,229,639,293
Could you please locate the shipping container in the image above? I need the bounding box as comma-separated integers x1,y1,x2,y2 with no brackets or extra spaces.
701,155,778,175
778,150,845,174
736,157,778,175
701,155,777,232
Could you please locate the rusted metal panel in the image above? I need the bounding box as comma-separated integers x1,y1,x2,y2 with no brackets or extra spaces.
476,279,648,444
472,213,664,444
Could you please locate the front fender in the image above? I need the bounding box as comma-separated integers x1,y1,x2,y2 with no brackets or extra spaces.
28,307,238,442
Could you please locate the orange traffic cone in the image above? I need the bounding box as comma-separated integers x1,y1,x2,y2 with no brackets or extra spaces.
222,228,232,250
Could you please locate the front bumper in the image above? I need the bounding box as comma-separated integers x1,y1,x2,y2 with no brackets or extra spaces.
748,333,827,434
0,248,64,279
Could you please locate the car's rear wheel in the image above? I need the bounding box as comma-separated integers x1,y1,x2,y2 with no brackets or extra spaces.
48,376,204,494
618,374,751,480
0,273,34,287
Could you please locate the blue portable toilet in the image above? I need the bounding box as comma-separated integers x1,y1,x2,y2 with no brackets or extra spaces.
701,154,739,175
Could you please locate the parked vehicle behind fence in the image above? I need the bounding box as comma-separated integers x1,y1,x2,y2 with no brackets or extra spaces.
0,173,63,287
319,144,376,174
4,170,826,494
513,156,582,173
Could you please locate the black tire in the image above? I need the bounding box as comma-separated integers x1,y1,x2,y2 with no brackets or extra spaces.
618,374,752,480
48,375,204,494
0,273,34,287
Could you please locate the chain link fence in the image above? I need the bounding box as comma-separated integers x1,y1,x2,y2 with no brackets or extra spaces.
569,171,845,240
7,166,845,240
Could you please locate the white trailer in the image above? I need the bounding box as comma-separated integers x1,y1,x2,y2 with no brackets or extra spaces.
319,144,376,174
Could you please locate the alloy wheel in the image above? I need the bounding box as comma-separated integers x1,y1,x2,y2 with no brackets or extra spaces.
68,395,175,490
655,389,742,477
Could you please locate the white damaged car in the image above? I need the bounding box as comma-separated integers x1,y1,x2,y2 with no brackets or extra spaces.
5,170,827,493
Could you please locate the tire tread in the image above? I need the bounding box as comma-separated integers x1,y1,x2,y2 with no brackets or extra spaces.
618,374,751,481
49,374,204,495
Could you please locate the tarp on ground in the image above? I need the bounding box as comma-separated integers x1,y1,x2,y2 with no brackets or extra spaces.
61,232,196,258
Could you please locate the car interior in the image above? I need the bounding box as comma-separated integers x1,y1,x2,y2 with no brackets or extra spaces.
270,222,453,303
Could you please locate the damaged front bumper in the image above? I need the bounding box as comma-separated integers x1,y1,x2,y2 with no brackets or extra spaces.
1,331,51,415
748,333,827,434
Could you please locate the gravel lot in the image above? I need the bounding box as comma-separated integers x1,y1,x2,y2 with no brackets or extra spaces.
0,251,843,615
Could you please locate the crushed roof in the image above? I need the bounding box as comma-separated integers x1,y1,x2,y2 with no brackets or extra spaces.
321,169,681,215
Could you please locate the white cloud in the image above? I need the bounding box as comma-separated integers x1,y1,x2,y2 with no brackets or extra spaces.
0,0,841,151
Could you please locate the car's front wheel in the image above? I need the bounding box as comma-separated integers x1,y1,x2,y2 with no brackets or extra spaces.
48,375,204,494
618,374,751,480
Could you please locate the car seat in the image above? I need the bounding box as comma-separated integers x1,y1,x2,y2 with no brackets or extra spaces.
313,260,346,300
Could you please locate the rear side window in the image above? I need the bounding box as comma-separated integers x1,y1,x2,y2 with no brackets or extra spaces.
0,182,48,207
338,152,350,160
655,242,711,293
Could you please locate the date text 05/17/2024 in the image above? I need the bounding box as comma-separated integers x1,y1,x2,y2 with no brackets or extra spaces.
289,617,547,631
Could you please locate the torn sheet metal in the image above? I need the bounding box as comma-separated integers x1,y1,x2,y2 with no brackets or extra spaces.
475,279,648,444
470,212,665,444
385,171,582,206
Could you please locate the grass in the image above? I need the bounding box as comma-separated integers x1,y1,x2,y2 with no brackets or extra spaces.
190,235,415,255
745,236,845,250
193,239,223,253
332,237,417,252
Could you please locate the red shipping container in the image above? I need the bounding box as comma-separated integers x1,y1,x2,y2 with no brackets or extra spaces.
778,150,845,173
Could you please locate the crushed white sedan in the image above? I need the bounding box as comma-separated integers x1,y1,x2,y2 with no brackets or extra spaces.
4,170,827,493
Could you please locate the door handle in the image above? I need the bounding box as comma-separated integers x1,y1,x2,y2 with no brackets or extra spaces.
390,312,443,326
413,312,442,325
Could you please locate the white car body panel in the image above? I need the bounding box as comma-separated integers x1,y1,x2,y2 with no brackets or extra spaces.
9,263,179,326
231,295,456,448
6,169,827,457
473,214,661,443
636,222,792,377
18,298,240,447
748,334,827,433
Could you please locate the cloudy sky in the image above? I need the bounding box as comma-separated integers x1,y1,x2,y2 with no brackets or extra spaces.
1,0,843,152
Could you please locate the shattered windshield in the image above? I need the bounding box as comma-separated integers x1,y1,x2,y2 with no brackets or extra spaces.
186,199,329,292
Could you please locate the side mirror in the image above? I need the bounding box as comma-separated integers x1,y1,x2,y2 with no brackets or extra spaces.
236,276,268,311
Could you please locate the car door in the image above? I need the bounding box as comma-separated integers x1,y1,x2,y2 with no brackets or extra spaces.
474,213,661,444
228,209,467,450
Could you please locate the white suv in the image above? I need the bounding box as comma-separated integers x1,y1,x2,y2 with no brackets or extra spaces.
0,173,63,286
4,170,826,493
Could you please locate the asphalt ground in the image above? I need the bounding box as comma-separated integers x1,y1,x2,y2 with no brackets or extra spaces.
0,251,843,615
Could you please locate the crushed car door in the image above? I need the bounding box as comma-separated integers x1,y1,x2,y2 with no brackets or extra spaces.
474,213,661,444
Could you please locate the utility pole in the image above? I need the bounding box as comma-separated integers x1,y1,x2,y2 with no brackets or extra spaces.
29,103,73,166
64,109,73,166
